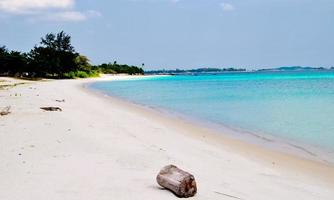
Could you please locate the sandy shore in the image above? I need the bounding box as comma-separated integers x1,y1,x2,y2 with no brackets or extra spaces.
0,76,333,200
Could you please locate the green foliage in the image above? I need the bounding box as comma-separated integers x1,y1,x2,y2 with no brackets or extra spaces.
0,31,144,79
75,55,92,72
61,55,99,79
41,31,75,52
95,62,144,75
28,31,79,77
0,46,29,76
63,70,100,79
0,46,8,56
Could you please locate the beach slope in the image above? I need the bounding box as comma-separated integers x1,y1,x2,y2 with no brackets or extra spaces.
0,77,333,200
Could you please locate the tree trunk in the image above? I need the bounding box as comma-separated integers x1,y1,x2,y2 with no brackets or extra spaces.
156,165,197,198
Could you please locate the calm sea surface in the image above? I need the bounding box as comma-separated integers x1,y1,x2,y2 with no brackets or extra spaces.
90,71,334,160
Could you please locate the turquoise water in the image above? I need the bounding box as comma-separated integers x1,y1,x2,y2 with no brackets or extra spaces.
90,71,334,157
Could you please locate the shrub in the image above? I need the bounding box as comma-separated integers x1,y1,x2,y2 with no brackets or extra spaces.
63,71,76,79
62,70,100,79
76,71,89,78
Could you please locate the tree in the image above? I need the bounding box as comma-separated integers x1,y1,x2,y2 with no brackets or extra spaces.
0,46,9,74
1,32,145,78
95,62,144,75
28,31,78,77
0,46,28,76
8,51,29,74
0,46,8,56
75,55,92,72
41,31,75,53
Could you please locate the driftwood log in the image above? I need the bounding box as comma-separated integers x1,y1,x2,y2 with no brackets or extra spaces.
0,106,11,116
156,165,197,198
40,107,62,112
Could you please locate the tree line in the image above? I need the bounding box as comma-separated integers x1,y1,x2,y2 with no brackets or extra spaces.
145,67,246,75
0,31,144,79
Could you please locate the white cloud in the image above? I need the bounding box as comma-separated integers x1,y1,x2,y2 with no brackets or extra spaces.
45,11,87,22
0,0,101,22
26,10,101,23
220,2,235,12
0,0,74,14
43,10,101,22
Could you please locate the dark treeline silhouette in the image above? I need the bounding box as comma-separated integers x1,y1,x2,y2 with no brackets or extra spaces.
257,66,328,72
0,46,29,76
146,67,246,75
0,31,144,79
94,61,144,75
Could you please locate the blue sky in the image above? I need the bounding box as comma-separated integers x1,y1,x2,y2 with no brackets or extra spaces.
0,0,334,69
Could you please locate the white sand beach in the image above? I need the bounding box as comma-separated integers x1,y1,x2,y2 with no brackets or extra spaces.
0,76,333,200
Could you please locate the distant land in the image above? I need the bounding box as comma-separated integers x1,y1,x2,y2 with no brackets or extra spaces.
257,66,333,72
145,68,246,75
145,66,334,75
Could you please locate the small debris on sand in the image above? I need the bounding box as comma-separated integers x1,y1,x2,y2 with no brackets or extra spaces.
0,83,25,90
55,99,65,103
0,106,11,116
40,107,62,112
214,191,242,199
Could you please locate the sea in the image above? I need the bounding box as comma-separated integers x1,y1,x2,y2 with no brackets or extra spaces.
89,71,334,163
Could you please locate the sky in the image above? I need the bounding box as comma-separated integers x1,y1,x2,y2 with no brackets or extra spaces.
0,0,334,70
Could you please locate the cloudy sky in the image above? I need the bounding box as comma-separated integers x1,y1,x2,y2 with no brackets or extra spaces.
1,0,334,69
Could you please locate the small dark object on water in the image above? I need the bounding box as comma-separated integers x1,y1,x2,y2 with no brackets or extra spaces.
40,107,62,112
156,165,197,198
0,106,11,116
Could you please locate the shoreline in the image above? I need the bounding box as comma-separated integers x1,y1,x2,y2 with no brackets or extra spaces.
84,76,334,183
1,75,334,199
88,75,334,166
